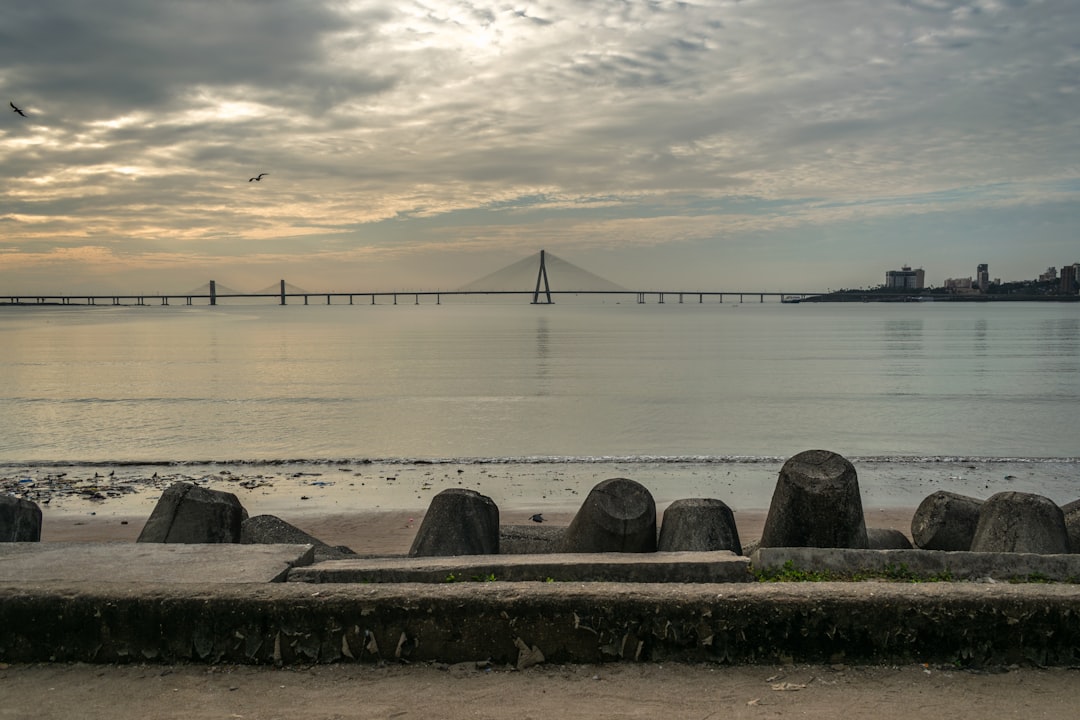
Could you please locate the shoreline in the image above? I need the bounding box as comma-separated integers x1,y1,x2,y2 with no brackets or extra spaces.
7,457,1077,555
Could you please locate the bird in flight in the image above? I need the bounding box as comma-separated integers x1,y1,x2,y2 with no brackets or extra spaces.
10,101,26,117
249,173,269,182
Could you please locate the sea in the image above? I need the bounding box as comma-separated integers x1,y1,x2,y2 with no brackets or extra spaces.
1,299,1077,510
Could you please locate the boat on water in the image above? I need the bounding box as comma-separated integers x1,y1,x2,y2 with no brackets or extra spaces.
780,295,803,304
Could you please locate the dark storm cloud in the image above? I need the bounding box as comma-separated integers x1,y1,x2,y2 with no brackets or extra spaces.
0,1,390,117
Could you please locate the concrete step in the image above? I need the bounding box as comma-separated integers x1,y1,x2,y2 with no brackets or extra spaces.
753,547,1080,582
0,543,314,583
289,551,753,584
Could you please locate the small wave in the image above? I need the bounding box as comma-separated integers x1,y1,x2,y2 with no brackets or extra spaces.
3,454,1078,470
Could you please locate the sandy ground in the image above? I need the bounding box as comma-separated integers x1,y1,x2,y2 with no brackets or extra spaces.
1,660,1077,720
37,507,920,555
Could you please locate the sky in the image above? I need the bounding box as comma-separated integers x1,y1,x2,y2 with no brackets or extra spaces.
2,0,1079,295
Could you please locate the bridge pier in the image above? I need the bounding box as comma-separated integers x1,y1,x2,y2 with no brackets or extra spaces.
415,294,419,305
326,294,331,305
393,294,398,305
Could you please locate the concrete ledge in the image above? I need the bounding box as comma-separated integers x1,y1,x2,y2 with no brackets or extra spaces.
288,551,752,584
753,547,1080,582
0,543,315,584
1,581,1079,666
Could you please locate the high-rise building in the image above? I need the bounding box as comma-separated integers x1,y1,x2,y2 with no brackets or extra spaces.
1062,264,1079,295
885,266,925,289
976,263,990,291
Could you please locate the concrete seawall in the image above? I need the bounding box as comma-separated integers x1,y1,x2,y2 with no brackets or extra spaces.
3,543,1080,668
3,581,1079,667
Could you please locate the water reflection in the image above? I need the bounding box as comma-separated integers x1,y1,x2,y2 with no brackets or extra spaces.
534,315,550,396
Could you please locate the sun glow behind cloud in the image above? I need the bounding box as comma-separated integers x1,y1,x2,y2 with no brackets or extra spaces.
0,0,1078,292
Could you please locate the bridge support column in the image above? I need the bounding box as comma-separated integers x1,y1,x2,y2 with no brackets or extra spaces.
349,295,354,305
326,294,331,305
659,293,665,304
760,294,764,303
415,294,419,305
280,280,286,306
210,280,217,306
532,249,554,304
437,293,441,305
304,295,309,305
371,294,375,305
393,294,398,305
678,293,684,303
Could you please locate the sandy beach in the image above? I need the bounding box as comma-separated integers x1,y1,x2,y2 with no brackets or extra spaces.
10,456,1077,551
14,460,924,553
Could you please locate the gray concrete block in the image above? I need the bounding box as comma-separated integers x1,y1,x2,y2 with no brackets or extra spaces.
867,527,913,550
759,450,868,549
409,488,500,557
1061,498,1080,553
562,478,657,553
137,482,248,544
971,492,1070,554
752,546,1080,582
242,514,355,562
288,551,752,584
499,524,565,554
912,491,983,551
0,495,41,542
0,543,315,583
658,498,741,554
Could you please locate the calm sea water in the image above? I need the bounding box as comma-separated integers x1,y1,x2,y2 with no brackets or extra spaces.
1,299,1077,466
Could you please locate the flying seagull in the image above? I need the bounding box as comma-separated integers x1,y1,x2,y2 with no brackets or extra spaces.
10,101,26,117
249,173,269,182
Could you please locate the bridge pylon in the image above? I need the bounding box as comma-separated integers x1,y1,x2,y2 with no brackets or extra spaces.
532,249,553,304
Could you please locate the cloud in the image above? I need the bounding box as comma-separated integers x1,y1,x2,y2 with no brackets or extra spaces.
1,0,1078,291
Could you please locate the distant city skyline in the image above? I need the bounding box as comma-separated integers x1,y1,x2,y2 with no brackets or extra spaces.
3,1,1079,295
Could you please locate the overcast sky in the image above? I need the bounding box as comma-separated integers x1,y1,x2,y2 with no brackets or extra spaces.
2,0,1078,294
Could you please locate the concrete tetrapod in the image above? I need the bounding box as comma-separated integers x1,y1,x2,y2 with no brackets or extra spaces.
562,478,657,553
970,491,1070,554
1062,499,1080,555
759,450,868,549
657,498,741,554
136,482,248,544
409,488,500,557
0,495,41,542
911,491,983,551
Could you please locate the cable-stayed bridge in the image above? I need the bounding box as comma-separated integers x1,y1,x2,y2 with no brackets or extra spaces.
1,250,821,306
